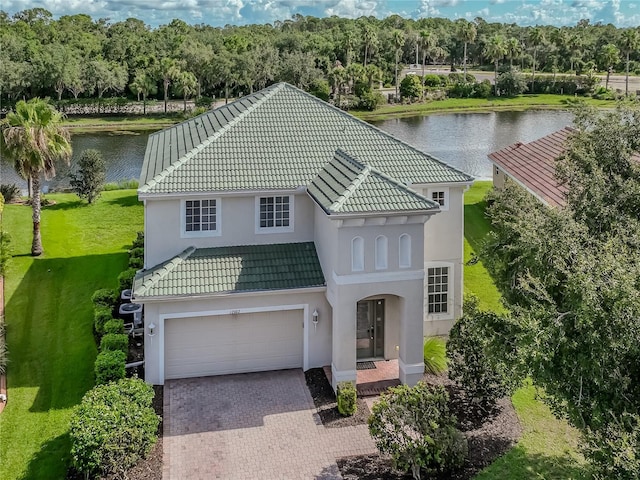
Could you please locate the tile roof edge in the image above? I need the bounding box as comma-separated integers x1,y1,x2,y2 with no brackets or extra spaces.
139,85,284,193
280,84,474,183
136,246,196,296
329,150,370,212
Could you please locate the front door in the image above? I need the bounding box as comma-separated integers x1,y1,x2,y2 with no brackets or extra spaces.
356,299,385,360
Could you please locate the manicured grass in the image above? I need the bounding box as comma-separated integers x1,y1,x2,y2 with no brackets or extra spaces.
62,115,179,133
354,94,614,121
463,182,589,479
0,191,143,479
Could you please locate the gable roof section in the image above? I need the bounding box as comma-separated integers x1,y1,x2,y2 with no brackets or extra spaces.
139,83,473,195
488,127,573,207
132,242,325,299
308,149,440,214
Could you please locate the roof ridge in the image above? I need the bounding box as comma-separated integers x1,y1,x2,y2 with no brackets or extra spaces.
136,246,195,295
329,150,371,211
279,83,473,182
139,85,284,193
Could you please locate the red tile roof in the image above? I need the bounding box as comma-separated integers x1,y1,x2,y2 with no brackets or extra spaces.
488,127,574,207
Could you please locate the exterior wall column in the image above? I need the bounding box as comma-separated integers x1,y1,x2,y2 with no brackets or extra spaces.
331,293,357,391
398,293,425,386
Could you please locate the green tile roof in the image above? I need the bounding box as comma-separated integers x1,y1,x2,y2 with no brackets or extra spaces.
308,149,440,214
139,83,473,195
132,242,325,299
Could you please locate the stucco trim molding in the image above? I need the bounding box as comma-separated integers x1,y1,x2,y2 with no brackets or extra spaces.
332,269,424,286
398,358,425,376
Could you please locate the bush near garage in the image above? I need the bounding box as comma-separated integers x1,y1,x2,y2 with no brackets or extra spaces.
337,381,357,416
100,333,129,356
103,318,125,335
94,350,126,385
94,306,113,336
70,378,159,479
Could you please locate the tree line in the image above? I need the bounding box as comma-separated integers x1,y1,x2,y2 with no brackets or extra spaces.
1,7,639,110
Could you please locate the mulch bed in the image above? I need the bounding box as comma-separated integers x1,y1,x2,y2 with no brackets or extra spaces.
306,368,522,480
304,368,371,428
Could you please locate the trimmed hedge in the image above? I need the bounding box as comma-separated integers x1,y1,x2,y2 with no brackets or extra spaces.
94,306,113,336
118,268,137,291
103,318,125,335
337,381,357,416
129,256,143,269
91,288,117,308
131,232,144,249
129,247,144,260
100,333,129,356
70,378,159,478
95,350,126,385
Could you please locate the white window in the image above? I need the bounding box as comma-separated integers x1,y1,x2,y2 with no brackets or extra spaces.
182,198,220,237
427,187,449,211
427,266,450,314
375,235,388,270
256,195,294,233
352,236,364,272
399,234,411,268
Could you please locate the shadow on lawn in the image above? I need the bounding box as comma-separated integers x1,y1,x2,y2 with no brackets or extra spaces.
19,433,71,480
103,194,142,208
464,198,490,255
44,200,86,211
5,252,128,412
478,444,590,480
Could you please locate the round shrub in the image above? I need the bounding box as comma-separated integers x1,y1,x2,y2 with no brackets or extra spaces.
118,268,138,292
369,382,467,478
423,336,447,374
100,333,129,356
70,378,160,479
129,247,144,260
103,318,125,335
95,350,126,385
94,306,113,336
423,73,441,88
129,256,143,269
337,381,357,416
131,231,144,249
91,289,116,308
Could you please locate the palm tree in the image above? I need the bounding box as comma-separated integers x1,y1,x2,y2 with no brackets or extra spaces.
620,29,640,95
175,71,198,112
130,69,157,115
457,20,477,76
484,35,508,95
1,99,71,256
159,57,180,113
529,27,545,93
506,37,522,68
601,43,620,90
419,30,437,78
363,25,377,67
392,30,406,101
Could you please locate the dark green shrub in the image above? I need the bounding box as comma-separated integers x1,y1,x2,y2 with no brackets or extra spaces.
337,381,357,416
447,82,475,98
129,256,143,269
103,318,125,335
118,268,137,291
423,336,447,374
0,184,20,203
94,306,113,336
423,74,441,88
129,247,144,260
195,96,213,108
100,333,129,356
70,378,159,479
474,79,493,98
69,149,106,204
446,296,519,411
310,79,330,101
400,75,423,101
0,231,11,276
369,382,467,478
131,231,144,249
0,322,7,376
357,90,385,111
94,350,126,385
497,69,528,96
582,413,640,480
91,288,117,308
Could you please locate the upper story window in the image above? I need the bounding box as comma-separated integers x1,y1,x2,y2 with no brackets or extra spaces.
427,266,450,314
375,235,388,270
256,195,294,233
399,234,411,268
352,236,364,272
182,198,220,237
427,187,449,211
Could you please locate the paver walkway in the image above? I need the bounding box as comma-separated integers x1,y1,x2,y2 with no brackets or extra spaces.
163,369,377,480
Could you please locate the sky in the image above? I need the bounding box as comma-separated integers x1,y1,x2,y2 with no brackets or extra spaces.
2,0,640,28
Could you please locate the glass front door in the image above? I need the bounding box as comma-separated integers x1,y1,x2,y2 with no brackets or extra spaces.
356,299,385,360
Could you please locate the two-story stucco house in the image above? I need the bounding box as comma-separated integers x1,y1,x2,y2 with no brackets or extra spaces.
132,83,473,389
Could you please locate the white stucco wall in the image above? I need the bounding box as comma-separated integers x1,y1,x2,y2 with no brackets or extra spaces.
140,289,331,385
493,165,507,189
143,192,316,267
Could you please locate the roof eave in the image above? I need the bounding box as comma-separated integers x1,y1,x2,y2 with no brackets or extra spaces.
132,284,328,303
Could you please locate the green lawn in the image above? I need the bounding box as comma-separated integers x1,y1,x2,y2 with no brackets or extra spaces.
463,182,589,479
0,191,143,480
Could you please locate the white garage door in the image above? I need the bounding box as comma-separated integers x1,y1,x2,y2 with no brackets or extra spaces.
164,310,303,380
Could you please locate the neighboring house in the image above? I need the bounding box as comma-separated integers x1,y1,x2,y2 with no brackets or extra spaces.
132,83,473,389
489,127,573,208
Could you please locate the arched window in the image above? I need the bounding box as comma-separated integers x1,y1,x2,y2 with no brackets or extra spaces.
399,234,411,268
375,235,388,270
352,236,364,271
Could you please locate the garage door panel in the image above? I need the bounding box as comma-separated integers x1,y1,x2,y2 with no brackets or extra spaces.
165,310,303,379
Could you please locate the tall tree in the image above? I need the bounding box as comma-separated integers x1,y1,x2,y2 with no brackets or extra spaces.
129,69,157,114
528,27,545,93
601,43,620,90
620,29,640,95
362,24,378,67
392,29,405,101
0,99,71,256
419,30,437,79
158,57,180,113
174,70,198,112
506,37,522,68
484,34,507,95
457,20,477,76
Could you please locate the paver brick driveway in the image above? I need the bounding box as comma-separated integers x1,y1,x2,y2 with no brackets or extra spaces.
163,369,377,479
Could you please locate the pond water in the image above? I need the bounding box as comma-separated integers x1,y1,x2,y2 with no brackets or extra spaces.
0,110,574,192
